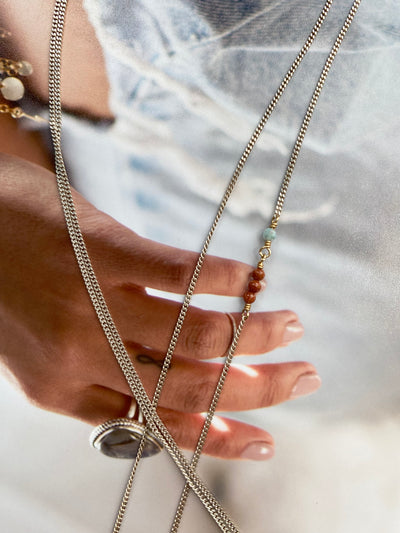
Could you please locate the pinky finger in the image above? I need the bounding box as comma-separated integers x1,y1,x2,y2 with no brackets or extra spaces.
159,407,274,461
68,386,274,461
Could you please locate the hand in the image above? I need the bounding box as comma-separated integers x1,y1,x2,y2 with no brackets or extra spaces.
0,153,320,461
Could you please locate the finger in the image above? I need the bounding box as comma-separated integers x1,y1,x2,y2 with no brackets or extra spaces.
140,360,321,413
110,290,302,359
97,345,320,413
160,408,275,460
85,210,255,296
127,236,253,296
66,388,275,460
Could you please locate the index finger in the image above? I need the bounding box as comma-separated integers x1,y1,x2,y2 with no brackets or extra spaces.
85,211,254,296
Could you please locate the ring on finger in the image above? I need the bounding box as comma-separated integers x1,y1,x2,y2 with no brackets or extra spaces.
226,312,237,353
89,397,163,459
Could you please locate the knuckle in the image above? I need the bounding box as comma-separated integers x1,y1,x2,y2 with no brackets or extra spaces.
163,256,193,290
203,261,238,294
262,322,276,351
183,315,225,358
180,379,214,412
261,314,287,351
200,258,251,296
220,262,243,294
261,371,283,406
207,432,231,457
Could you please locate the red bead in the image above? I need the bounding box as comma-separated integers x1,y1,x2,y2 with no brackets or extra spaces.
243,291,257,304
248,280,262,293
251,268,265,281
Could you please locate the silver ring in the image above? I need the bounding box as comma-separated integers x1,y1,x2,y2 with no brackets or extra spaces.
226,313,237,337
226,312,237,353
89,398,163,459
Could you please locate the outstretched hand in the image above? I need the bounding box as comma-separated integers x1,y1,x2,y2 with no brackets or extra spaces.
0,153,320,461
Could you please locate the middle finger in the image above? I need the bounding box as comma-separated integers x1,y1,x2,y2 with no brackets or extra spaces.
110,290,302,359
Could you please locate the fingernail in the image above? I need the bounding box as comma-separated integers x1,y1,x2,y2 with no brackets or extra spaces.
240,442,275,461
281,320,304,346
290,373,321,400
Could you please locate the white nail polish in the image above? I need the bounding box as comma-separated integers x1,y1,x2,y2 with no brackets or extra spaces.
240,442,274,461
290,373,321,399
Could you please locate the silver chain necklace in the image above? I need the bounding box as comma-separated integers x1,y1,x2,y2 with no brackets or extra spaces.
48,1,362,531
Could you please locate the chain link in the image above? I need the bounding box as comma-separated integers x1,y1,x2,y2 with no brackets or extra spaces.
49,1,362,531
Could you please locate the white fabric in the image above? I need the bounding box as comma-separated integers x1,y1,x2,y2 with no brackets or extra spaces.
1,1,400,531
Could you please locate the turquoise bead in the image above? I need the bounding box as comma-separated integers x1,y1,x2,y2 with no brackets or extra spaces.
262,227,276,241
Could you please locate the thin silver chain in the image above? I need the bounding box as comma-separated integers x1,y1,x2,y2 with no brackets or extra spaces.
48,1,361,531
169,1,362,530
113,1,339,528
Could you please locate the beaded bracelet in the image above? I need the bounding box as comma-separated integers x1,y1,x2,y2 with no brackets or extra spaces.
0,29,45,123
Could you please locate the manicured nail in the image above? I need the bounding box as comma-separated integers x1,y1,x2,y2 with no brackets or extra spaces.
240,442,275,461
281,320,304,346
290,373,321,400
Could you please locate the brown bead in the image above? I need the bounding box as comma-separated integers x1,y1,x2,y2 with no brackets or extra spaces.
248,280,262,293
243,291,257,304
251,268,265,281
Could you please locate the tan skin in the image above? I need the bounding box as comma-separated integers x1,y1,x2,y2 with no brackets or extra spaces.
0,1,320,460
